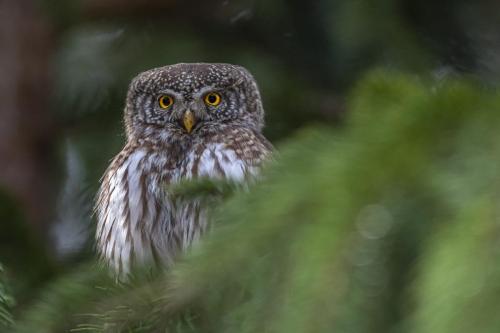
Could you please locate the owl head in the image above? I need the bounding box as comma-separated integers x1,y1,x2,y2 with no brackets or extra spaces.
123,63,265,143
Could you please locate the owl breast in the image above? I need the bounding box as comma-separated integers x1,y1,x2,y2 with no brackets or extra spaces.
96,130,271,276
180,142,259,181
171,142,261,258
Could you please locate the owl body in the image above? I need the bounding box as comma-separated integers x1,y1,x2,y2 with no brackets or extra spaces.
96,64,272,276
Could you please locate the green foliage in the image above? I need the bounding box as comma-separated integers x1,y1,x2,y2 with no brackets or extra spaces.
0,264,14,329
12,264,112,333
161,71,500,333
0,191,56,302
11,71,500,332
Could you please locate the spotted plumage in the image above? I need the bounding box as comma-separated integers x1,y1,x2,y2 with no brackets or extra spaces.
95,63,273,276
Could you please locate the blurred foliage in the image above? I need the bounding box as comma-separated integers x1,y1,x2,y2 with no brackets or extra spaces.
12,265,112,333
0,264,14,328
0,192,56,299
6,70,500,332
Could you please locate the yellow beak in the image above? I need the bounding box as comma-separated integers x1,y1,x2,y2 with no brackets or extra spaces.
183,110,195,133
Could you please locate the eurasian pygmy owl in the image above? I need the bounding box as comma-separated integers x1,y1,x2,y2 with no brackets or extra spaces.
95,63,273,276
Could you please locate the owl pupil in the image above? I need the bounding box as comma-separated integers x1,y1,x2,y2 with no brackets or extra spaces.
208,95,217,103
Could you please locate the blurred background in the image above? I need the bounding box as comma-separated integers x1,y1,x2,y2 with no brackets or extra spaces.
2,0,500,332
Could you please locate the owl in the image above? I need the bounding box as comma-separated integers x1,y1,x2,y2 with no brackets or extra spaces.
95,63,273,276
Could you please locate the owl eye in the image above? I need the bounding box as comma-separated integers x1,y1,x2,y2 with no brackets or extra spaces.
158,95,174,109
204,92,221,106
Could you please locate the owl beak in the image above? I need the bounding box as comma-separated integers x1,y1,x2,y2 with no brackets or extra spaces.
182,110,196,133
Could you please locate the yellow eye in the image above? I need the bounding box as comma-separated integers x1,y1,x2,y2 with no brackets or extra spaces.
158,95,174,109
204,92,221,106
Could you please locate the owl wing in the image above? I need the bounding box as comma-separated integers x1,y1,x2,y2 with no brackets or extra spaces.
96,129,273,276
95,144,177,276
